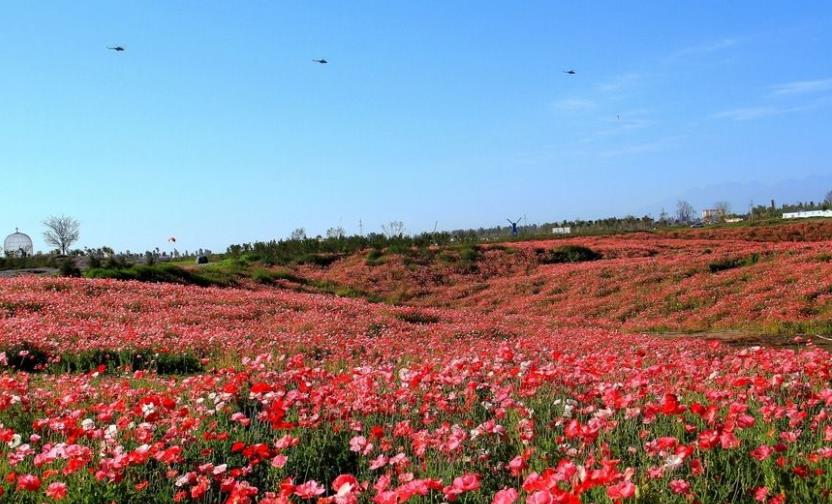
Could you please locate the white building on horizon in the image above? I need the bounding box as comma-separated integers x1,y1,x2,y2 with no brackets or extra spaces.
782,210,832,219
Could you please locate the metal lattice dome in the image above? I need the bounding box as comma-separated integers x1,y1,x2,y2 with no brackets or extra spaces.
4,229,33,257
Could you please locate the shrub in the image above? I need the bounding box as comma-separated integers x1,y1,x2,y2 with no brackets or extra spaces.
459,246,482,263
59,258,81,277
104,255,130,269
441,245,483,274
437,252,458,264
708,253,761,273
251,268,275,284
386,243,413,255
394,310,440,325
294,253,341,267
271,270,306,284
365,249,385,266
538,245,602,264
402,248,435,268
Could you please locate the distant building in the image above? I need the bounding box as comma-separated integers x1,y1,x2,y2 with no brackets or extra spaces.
701,208,725,224
3,229,34,257
552,227,572,235
783,210,832,219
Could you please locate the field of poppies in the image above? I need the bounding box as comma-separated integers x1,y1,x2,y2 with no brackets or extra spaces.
2,229,832,503
297,231,832,335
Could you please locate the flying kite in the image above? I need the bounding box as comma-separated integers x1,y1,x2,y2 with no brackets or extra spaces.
108,46,125,52
168,237,176,243
312,58,328,64
563,69,576,75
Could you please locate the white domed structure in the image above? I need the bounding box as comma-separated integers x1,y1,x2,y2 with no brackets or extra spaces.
4,229,34,257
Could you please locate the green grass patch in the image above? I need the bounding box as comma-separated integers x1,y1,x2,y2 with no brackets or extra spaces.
85,263,231,287
59,349,204,374
763,319,832,336
308,280,382,303
1,342,204,374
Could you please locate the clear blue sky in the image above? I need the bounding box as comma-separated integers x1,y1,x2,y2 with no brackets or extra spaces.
1,2,831,253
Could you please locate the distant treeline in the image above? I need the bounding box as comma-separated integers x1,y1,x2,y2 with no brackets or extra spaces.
226,232,481,265
223,200,832,266
225,216,660,265
751,200,832,219
515,215,657,236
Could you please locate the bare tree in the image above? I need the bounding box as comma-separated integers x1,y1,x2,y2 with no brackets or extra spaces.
675,200,695,223
714,201,731,218
382,221,406,238
825,190,832,205
326,226,346,239
42,215,80,255
290,228,307,241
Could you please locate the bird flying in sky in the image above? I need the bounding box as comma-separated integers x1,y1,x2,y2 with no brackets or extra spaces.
312,58,328,64
107,46,125,52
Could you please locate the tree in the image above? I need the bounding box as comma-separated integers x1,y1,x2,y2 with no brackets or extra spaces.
382,221,406,238
825,190,832,205
42,215,80,255
675,201,695,223
290,228,306,241
326,226,346,239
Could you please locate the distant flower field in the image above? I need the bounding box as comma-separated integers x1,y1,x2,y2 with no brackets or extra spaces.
1,231,832,503
298,234,832,335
